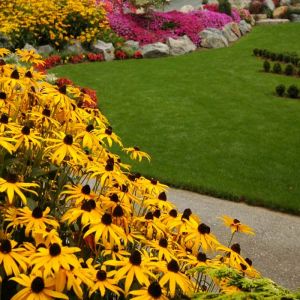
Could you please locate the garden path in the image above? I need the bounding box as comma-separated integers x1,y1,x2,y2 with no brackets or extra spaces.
169,188,300,290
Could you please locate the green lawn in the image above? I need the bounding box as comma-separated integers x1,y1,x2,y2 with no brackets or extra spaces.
54,23,300,214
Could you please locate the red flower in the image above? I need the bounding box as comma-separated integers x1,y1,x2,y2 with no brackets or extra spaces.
56,77,73,87
86,52,104,62
69,54,84,64
115,50,127,60
133,50,143,59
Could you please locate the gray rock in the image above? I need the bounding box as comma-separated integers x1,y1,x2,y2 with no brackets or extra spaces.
264,0,275,10
166,35,196,56
222,23,239,42
66,40,83,54
37,45,55,56
239,20,252,35
23,43,37,52
229,0,251,8
124,40,140,51
91,40,115,61
0,33,13,49
199,28,229,48
256,18,290,24
179,4,195,12
141,42,170,58
290,13,300,22
280,0,291,5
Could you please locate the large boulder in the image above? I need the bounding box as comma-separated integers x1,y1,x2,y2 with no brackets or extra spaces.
37,45,55,56
0,33,13,49
290,13,300,22
91,40,115,61
229,0,251,9
66,40,83,54
264,0,275,10
23,43,37,52
166,35,196,56
280,0,291,5
273,6,288,18
222,23,239,42
141,42,170,58
124,40,140,51
179,5,195,13
239,20,252,35
199,28,228,48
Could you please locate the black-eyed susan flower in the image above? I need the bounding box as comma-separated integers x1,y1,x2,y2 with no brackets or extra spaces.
93,125,122,147
16,49,45,65
101,244,131,261
185,223,220,254
220,215,254,235
158,259,192,298
87,264,123,298
13,125,43,150
105,249,157,295
0,173,39,204
0,48,10,57
130,281,168,300
123,146,151,162
45,132,85,165
30,243,81,276
17,206,59,236
0,133,16,153
0,239,29,276
148,237,177,262
60,183,97,206
11,272,68,300
61,199,102,226
83,213,126,247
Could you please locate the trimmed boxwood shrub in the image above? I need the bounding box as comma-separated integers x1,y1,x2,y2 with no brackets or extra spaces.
275,84,286,97
253,48,259,56
285,64,294,76
270,52,277,61
277,53,284,62
287,85,299,99
263,60,271,72
283,54,291,63
273,63,282,74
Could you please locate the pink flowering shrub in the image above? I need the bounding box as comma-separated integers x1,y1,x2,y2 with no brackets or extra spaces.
109,10,240,46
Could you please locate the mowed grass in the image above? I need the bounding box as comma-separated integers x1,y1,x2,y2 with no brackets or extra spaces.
54,23,300,214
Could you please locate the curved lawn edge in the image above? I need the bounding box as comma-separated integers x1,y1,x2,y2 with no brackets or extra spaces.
53,23,300,216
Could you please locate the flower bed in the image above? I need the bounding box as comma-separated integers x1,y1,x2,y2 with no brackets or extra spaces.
0,0,109,49
109,10,241,46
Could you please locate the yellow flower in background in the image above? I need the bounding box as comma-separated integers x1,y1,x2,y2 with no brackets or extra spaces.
16,49,45,65
220,215,255,235
123,146,151,162
0,48,10,57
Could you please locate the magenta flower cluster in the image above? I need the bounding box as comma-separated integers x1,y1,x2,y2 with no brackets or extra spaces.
109,10,240,46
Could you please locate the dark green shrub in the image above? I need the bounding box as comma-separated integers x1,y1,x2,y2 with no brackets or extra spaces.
264,51,271,59
258,49,263,56
263,60,271,72
262,49,268,58
277,53,284,61
273,63,282,74
253,48,259,56
270,52,277,61
297,68,300,76
283,54,291,63
291,57,299,66
285,64,294,76
218,0,232,16
275,84,285,97
287,85,299,99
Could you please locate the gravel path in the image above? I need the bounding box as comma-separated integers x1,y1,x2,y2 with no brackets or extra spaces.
168,188,300,290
